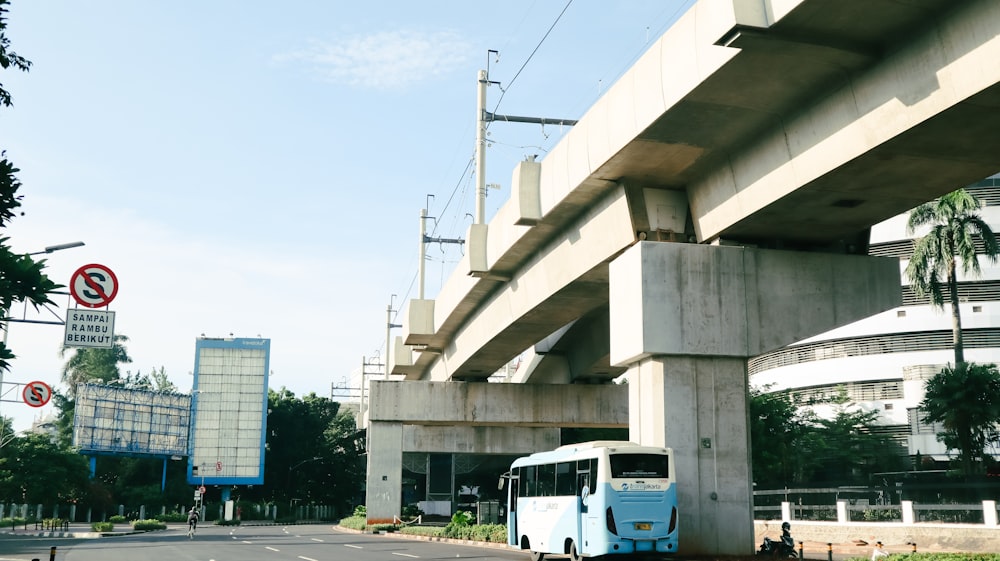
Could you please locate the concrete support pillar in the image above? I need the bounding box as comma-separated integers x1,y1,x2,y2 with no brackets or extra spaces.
366,421,404,524
781,501,792,521
610,241,900,555
628,356,753,555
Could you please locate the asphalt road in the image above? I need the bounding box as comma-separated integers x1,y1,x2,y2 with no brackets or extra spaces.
0,524,530,561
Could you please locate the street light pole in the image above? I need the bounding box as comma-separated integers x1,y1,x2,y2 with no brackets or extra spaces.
287,456,321,515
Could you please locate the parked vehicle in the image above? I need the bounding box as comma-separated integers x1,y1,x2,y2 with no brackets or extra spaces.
758,521,796,557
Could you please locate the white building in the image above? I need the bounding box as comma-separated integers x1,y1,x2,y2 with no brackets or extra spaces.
750,176,1000,464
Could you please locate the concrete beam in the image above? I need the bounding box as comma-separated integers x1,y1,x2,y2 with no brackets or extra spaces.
402,425,559,455
369,380,628,428
609,242,901,364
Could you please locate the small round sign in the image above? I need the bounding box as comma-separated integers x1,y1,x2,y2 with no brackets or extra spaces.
70,264,118,308
22,381,52,408
199,485,206,494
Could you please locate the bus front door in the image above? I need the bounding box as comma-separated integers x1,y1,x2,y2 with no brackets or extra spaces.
507,477,519,546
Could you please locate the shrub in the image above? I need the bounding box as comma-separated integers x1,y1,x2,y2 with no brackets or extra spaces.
353,505,366,517
154,513,188,523
401,504,423,518
0,517,28,528
471,523,507,543
108,515,127,523
400,525,444,537
91,522,114,532
41,518,66,530
339,516,366,531
132,519,167,531
442,510,475,539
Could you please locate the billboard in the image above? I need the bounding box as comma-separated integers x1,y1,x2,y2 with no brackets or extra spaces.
187,337,269,485
73,383,190,457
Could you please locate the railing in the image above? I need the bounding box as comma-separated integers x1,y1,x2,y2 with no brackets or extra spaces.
755,500,1000,526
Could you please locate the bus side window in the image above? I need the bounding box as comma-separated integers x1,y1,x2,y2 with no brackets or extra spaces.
576,459,591,495
556,462,575,496
523,465,537,497
538,463,556,497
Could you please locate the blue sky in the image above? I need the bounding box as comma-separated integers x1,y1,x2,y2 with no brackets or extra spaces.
1,0,693,430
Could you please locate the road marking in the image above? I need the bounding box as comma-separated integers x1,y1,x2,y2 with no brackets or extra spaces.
298,557,318,561
265,546,280,552
310,538,324,542
344,544,363,549
241,540,252,544
391,553,420,558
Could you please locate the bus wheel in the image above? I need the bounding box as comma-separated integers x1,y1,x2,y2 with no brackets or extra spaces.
529,551,545,561
569,541,582,561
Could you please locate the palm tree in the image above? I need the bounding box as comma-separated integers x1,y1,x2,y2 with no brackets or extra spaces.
59,334,132,396
905,189,1000,365
920,362,1000,475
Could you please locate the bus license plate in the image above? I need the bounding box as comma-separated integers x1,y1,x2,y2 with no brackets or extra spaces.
634,522,652,531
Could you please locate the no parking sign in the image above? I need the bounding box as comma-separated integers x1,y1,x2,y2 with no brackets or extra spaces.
22,381,52,407
69,264,118,308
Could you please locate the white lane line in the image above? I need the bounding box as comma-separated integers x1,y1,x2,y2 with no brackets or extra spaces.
265,546,280,552
298,557,318,561
310,538,324,542
344,544,363,549
241,540,253,544
391,553,420,558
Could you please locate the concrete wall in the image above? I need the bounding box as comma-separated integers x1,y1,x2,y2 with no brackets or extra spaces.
755,520,1000,554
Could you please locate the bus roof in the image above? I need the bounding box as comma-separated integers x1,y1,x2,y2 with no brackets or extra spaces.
512,441,671,467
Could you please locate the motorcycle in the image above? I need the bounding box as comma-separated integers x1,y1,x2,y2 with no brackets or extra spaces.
757,535,797,557
757,522,797,557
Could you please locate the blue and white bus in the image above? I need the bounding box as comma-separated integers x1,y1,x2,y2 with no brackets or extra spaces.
500,441,678,560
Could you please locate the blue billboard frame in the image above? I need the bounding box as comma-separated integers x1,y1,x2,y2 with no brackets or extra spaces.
186,337,270,486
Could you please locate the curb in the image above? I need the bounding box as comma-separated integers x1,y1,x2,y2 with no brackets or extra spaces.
334,525,511,551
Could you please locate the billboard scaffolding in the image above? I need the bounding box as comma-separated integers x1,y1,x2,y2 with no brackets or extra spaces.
73,383,191,457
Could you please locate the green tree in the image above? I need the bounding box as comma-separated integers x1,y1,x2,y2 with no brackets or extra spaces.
749,386,805,487
799,392,905,484
905,188,1000,365
919,362,1000,475
0,0,31,107
259,388,365,516
0,432,90,506
149,366,176,392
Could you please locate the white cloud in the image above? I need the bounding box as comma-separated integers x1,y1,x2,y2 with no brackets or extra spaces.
276,29,472,90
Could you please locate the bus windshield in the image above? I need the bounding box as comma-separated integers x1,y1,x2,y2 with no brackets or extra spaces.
610,453,670,478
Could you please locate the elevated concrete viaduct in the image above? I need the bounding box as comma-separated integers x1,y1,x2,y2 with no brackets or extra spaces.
369,0,1000,554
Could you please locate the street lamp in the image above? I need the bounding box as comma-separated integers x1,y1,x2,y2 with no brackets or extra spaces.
26,241,85,256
